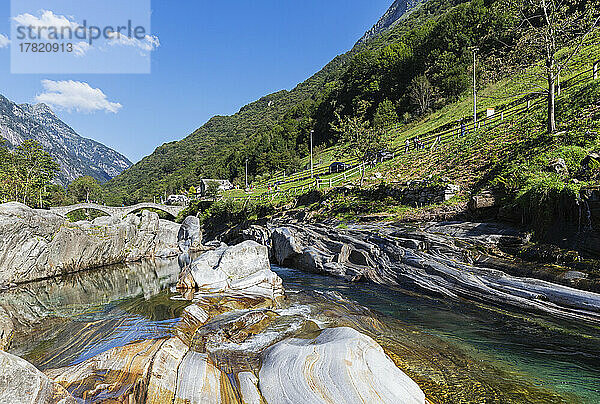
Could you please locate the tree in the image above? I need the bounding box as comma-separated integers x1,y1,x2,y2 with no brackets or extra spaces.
14,140,59,207
0,141,13,203
409,75,435,116
373,99,399,129
205,181,221,200
516,0,600,133
47,184,69,207
330,113,387,186
68,176,102,203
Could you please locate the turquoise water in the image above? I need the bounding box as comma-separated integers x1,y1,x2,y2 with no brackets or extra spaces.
275,266,600,403
5,259,600,403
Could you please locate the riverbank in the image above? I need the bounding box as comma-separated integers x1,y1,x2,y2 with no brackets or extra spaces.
1,202,599,402
2,257,599,403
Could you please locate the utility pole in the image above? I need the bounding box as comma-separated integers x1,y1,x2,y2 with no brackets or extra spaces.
472,47,479,125
245,158,249,189
310,130,314,178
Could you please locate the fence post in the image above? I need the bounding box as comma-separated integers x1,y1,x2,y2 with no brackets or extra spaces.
527,100,531,109
329,178,332,188
594,61,599,80
501,111,504,121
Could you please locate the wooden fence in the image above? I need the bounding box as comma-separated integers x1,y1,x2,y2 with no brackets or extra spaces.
224,59,599,203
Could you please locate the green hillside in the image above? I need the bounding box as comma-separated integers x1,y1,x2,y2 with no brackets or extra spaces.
103,0,480,204
104,0,596,205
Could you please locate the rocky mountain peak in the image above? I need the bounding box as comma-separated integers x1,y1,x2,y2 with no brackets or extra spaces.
18,102,57,120
32,103,56,116
0,94,132,185
357,0,424,45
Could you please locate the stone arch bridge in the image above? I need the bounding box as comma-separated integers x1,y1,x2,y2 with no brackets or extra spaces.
50,202,185,219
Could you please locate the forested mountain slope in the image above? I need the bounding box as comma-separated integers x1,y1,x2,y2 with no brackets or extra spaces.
104,0,521,204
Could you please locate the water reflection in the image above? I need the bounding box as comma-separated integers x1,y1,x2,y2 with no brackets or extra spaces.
3,258,190,367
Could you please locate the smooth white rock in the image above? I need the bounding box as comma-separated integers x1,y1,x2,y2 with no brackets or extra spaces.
0,350,76,404
259,327,425,404
238,372,263,404
179,241,284,300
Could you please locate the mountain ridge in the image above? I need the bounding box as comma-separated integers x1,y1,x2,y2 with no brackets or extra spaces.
0,94,132,185
357,0,425,45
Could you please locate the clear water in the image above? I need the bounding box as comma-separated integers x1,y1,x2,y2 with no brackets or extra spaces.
276,266,600,403
4,259,600,403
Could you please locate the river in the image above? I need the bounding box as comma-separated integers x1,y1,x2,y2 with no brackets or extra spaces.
3,258,599,403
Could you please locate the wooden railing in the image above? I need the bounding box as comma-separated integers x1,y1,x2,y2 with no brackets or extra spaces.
315,164,363,189
392,59,599,153
223,59,599,203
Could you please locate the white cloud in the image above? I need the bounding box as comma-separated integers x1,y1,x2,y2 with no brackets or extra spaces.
0,34,9,48
13,10,160,57
13,10,92,56
72,42,91,57
106,31,160,53
13,10,80,36
35,80,122,114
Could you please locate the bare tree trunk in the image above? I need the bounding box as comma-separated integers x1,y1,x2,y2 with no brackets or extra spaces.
547,73,556,133
360,162,365,186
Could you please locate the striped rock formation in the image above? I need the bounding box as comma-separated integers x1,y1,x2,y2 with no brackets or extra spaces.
259,327,426,404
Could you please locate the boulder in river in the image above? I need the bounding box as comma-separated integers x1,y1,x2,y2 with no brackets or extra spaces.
178,240,284,301
0,350,76,404
258,326,426,404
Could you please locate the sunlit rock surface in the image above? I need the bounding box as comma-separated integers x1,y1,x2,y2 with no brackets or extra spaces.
259,326,426,404
238,372,263,404
259,222,600,323
0,306,12,350
178,241,285,300
0,202,181,283
45,336,239,404
175,294,279,349
178,215,202,252
0,350,76,404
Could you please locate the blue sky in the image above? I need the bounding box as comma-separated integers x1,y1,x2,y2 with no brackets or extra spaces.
0,1,392,162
